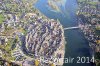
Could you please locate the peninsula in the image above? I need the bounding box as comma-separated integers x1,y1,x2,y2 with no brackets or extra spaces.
0,0,65,66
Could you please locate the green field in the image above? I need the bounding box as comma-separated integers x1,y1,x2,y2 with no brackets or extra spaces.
0,14,5,24
78,0,86,2
95,30,100,36
87,2,98,5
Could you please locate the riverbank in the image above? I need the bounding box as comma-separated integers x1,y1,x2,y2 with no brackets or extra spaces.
77,0,100,66
35,0,94,66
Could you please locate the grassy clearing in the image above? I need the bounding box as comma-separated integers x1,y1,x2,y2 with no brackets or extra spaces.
0,14,5,24
78,0,86,2
87,2,98,5
95,30,100,36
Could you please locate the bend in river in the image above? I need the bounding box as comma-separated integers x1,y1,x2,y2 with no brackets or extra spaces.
35,0,93,66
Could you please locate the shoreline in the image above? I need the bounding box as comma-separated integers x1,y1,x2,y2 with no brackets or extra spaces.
77,0,100,65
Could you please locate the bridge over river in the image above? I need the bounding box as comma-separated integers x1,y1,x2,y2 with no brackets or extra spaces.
64,24,91,30
64,26,80,30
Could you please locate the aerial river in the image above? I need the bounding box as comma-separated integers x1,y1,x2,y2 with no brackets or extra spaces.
35,0,93,66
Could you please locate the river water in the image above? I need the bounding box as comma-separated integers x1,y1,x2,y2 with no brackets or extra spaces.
35,0,93,66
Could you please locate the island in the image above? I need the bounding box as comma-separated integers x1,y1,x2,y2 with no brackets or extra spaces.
0,0,65,66
47,0,66,12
